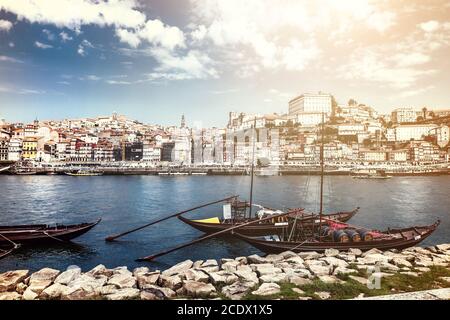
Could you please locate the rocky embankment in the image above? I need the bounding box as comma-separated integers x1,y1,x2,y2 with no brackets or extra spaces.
1,244,450,300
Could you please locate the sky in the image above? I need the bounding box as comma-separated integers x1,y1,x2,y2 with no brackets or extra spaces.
0,0,450,127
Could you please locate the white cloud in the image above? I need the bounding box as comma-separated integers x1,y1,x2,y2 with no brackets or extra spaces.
0,85,45,95
42,28,55,41
59,31,73,42
34,41,53,49
419,20,440,33
399,85,435,98
106,79,132,85
392,52,431,67
0,55,23,63
0,0,146,30
0,19,13,32
116,28,141,48
8,42,14,47
77,39,94,56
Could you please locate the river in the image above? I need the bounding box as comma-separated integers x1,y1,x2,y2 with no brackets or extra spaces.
0,175,449,272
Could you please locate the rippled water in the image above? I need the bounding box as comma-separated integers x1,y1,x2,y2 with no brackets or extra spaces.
0,175,449,272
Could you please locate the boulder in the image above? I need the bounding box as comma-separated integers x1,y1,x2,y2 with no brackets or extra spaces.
184,269,209,283
361,248,383,257
348,248,363,256
132,267,150,277
233,266,259,285
320,257,349,268
221,261,239,272
40,283,69,300
221,281,255,300
0,291,22,300
297,251,322,260
307,264,332,276
247,254,267,264
106,288,140,300
251,264,282,276
0,270,29,292
318,275,343,284
292,288,305,295
141,284,175,299
87,264,114,278
22,287,39,300
436,244,450,252
27,268,60,294
349,275,368,285
16,282,27,294
279,251,298,259
251,283,280,296
162,260,193,277
136,271,160,289
158,274,183,291
357,254,391,265
282,268,312,279
288,276,313,286
324,248,340,257
140,290,160,300
315,291,331,300
198,259,219,273
265,254,284,263
54,267,82,285
183,280,216,298
61,287,96,300
284,256,305,266
108,272,137,289
235,257,248,265
400,272,419,277
208,271,239,286
193,260,204,268
259,273,288,284
333,267,358,276
68,273,108,293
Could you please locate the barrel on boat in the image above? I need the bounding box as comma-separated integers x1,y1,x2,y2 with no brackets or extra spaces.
333,230,350,243
320,226,332,237
345,229,361,242
358,230,374,241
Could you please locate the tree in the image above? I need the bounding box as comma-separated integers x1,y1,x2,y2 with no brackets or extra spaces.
348,99,358,106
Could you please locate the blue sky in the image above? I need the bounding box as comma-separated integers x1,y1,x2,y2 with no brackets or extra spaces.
1,0,449,127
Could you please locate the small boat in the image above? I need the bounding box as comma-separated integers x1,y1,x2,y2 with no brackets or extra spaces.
178,207,359,236
352,170,392,179
0,219,101,245
234,220,440,253
65,169,103,176
15,170,37,175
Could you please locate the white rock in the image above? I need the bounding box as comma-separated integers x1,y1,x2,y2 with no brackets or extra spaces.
0,291,22,300
106,288,140,300
247,254,267,264
288,276,313,286
55,267,82,285
158,274,183,290
183,280,216,298
251,264,282,276
259,273,288,284
108,272,136,289
22,287,38,300
184,269,209,283
0,270,29,292
325,248,340,257
315,291,331,300
28,268,60,294
320,257,349,268
136,271,160,289
87,264,113,277
40,283,69,299
222,281,255,300
208,271,239,286
251,283,280,296
141,284,175,299
348,248,363,256
162,260,193,277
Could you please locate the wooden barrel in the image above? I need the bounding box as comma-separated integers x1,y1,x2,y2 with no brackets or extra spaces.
358,230,374,241
320,226,332,237
345,229,361,242
333,230,350,243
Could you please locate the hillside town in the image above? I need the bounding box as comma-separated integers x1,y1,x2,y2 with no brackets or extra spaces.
1,92,450,172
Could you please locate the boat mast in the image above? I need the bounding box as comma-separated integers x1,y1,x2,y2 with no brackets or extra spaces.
319,112,325,237
248,117,257,218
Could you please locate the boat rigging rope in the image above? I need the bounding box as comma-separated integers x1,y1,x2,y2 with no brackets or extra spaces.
42,231,66,242
0,233,20,248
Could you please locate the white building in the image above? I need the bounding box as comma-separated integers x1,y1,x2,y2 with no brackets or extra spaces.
295,112,326,127
7,138,22,161
288,93,332,116
337,123,366,136
394,124,437,141
391,108,417,124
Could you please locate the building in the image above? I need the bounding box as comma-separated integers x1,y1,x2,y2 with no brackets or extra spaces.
7,138,22,161
0,138,8,161
391,108,417,124
161,142,175,162
359,149,387,162
295,112,326,127
22,137,38,160
394,124,438,141
288,93,332,116
389,149,409,162
409,141,440,162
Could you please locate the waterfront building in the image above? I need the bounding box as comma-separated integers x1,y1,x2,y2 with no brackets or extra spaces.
394,124,438,141
288,93,332,116
125,141,143,161
0,138,8,161
93,142,114,162
22,137,38,160
409,141,440,162
429,125,449,148
391,108,417,124
389,149,409,162
359,149,387,162
142,143,161,163
161,142,175,162
7,138,22,161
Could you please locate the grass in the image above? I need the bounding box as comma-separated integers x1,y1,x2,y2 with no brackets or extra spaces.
241,266,450,300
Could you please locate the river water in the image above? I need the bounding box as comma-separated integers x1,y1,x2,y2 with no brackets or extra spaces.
0,175,449,272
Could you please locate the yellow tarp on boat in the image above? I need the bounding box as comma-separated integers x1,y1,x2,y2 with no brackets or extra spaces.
192,217,221,224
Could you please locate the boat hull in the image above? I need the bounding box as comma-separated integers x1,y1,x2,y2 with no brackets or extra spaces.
233,222,440,253
0,219,101,245
178,208,359,237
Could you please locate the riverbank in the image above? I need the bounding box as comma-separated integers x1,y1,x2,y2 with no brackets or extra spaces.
1,244,449,300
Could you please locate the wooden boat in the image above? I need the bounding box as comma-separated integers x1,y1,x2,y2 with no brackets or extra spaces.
233,219,440,253
0,244,20,260
0,219,101,245
352,170,392,179
178,207,359,236
15,170,37,175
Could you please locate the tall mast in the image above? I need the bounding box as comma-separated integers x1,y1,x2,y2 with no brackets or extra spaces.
248,117,256,218
318,112,325,239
